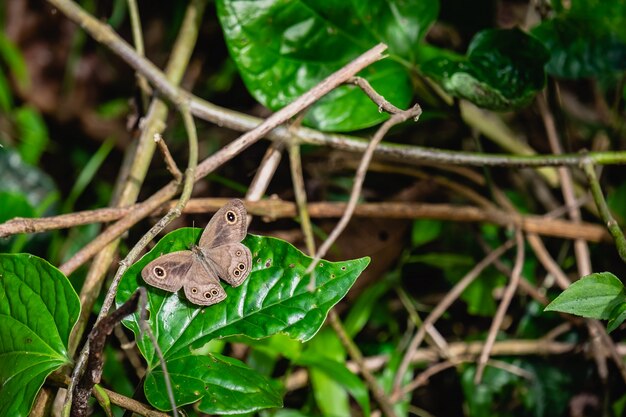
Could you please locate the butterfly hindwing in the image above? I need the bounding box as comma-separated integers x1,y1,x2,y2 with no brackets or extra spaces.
205,242,252,287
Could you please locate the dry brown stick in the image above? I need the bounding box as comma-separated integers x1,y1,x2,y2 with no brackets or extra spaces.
41,0,626,170
2,200,612,243
306,104,422,278
154,133,183,181
538,95,592,276
476,236,550,305
328,310,398,417
474,230,525,383
395,357,468,400
47,373,169,417
288,141,316,256
348,76,404,114
392,238,516,394
71,290,147,417
246,141,285,202
288,338,589,392
55,44,388,275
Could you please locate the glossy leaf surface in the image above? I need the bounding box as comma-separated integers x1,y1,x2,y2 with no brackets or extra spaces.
545,272,626,319
216,0,438,131
117,230,369,413
0,254,80,417
422,28,548,110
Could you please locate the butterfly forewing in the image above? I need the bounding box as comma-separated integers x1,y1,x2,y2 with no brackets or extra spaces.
199,199,248,249
141,199,251,306
141,251,193,292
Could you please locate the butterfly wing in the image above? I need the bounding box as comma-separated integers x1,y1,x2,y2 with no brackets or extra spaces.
204,242,252,287
141,251,193,292
199,199,248,249
183,260,227,306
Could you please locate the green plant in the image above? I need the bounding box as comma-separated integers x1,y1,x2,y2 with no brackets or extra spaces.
2,0,626,416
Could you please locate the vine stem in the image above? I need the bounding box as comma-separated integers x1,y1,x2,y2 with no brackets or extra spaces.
45,0,626,169
63,105,198,416
392,239,516,395
55,42,388,276
305,104,422,282
474,229,525,383
582,159,626,262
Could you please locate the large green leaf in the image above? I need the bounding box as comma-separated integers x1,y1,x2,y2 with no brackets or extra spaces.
216,0,438,131
532,16,626,79
117,230,369,413
422,28,548,110
545,272,626,319
144,353,282,413
0,253,80,417
531,0,626,79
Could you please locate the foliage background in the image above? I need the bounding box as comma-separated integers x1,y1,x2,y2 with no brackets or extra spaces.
1,0,626,416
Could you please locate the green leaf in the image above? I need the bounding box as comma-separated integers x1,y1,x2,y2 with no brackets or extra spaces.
607,302,626,333
144,353,282,414
117,230,369,413
545,272,626,319
0,33,29,89
607,181,626,225
343,277,393,337
422,28,548,110
0,66,12,111
352,0,439,61
305,329,349,417
14,106,49,165
0,253,80,417
531,7,626,78
295,353,370,416
461,359,573,417
0,147,58,215
411,219,443,247
462,269,506,317
215,0,432,131
0,191,35,223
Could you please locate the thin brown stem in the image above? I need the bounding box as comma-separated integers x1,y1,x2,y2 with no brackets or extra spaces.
328,310,398,417
538,94,591,276
474,229,525,383
246,142,285,202
3,200,612,243
154,133,183,181
55,43,388,275
306,104,422,278
582,159,626,262
392,239,516,394
289,141,316,257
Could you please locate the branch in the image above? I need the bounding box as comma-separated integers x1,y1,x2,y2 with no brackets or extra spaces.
583,159,626,262
46,0,626,169
392,239,516,394
305,104,422,281
474,229,525,383
54,43,388,276
1,200,612,243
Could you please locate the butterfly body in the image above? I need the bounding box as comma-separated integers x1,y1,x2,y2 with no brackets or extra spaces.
141,199,252,306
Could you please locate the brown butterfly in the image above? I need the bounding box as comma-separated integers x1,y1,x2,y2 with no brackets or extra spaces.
141,199,252,306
